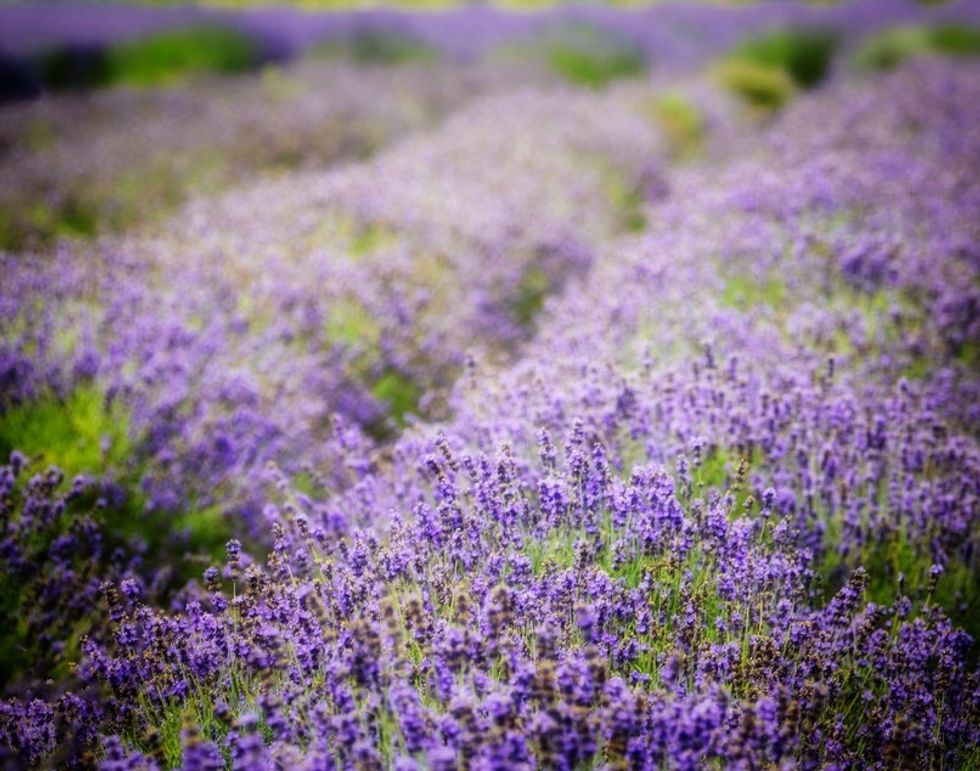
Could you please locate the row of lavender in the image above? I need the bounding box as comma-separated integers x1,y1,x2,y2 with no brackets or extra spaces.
1,54,977,769
0,27,698,756
1,0,976,63
0,56,560,252
4,0,979,253
1,78,664,542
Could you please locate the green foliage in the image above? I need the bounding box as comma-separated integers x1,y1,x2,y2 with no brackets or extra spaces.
521,512,771,692
105,26,259,88
171,503,230,557
495,23,645,89
524,525,580,576
956,340,980,369
854,25,980,72
325,297,381,349
718,28,836,109
854,27,932,71
733,28,838,88
547,41,645,89
0,388,237,562
314,30,438,66
0,382,231,581
290,470,327,501
522,515,656,591
372,369,420,427
720,272,789,312
512,266,551,327
694,447,731,491
36,26,259,92
0,196,99,251
605,171,648,233
818,513,979,644
650,92,704,160
715,59,796,109
901,355,930,380
0,385,132,478
54,197,99,237
0,214,14,253
349,224,398,257
34,25,259,94
0,447,148,686
930,24,980,56
324,299,422,432
0,490,100,686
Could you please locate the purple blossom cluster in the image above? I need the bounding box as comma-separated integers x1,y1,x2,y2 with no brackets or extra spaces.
1,10,980,771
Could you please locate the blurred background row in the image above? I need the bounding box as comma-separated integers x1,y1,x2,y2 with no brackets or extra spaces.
1,0,978,256
3,0,978,100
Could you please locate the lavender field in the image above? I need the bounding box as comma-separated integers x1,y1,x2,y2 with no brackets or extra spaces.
1,1,980,769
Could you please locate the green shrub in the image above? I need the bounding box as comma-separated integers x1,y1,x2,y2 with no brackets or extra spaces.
715,59,796,109
733,28,838,88
854,24,980,72
930,24,980,56
37,25,260,92
105,25,258,87
853,27,931,71
716,28,837,110
546,40,646,89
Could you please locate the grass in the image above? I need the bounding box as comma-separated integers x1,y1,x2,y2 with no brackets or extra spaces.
0,384,132,478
